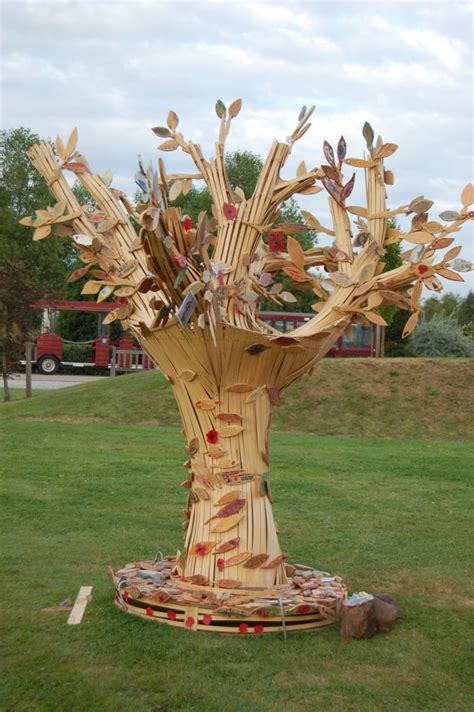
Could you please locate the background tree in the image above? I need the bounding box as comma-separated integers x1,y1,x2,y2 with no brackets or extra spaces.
408,314,472,357
0,261,42,400
0,128,72,294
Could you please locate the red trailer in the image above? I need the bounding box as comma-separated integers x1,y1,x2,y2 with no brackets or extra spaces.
28,302,374,374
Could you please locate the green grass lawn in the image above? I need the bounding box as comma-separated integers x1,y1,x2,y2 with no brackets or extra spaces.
1,413,473,711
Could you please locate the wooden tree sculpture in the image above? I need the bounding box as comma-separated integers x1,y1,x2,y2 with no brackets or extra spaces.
23,101,473,633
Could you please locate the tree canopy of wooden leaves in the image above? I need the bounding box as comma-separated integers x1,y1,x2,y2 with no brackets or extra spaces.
20,101,473,347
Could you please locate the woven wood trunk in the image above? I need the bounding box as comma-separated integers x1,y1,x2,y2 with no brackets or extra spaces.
143,321,338,588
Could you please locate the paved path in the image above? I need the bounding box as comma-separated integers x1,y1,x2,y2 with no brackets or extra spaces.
8,374,107,390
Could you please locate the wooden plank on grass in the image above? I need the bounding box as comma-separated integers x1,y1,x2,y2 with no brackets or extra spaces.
67,586,93,625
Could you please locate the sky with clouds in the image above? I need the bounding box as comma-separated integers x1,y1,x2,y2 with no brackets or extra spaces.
1,0,473,295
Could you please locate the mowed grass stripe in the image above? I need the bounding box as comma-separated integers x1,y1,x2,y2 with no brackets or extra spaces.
2,357,473,441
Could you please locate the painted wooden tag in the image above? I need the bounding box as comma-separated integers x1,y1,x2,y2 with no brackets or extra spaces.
221,471,254,485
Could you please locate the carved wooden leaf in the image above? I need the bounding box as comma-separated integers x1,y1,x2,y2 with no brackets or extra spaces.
158,139,178,151
362,121,374,149
402,311,420,338
337,135,347,162
169,180,183,201
286,235,305,271
193,487,210,501
224,552,252,567
214,498,246,519
152,126,171,138
460,182,474,207
436,267,464,281
65,127,78,157
438,210,461,222
185,437,199,457
186,574,208,585
330,271,354,287
220,425,243,438
218,458,239,469
347,205,368,217
363,310,388,326
213,537,240,554
216,491,241,506
67,265,91,283
228,98,242,118
210,513,243,533
167,110,179,129
246,387,265,403
261,554,285,569
191,541,215,555
178,370,196,381
55,135,66,161
81,280,101,295
243,554,270,569
216,413,243,424
374,142,398,159
195,399,217,410
404,231,433,245
323,140,335,166
217,579,241,588
283,266,309,283
208,446,226,459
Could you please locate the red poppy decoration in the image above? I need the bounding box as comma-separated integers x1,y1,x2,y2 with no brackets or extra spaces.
223,202,238,220
268,231,285,253
114,592,119,602
203,614,213,625
146,607,153,617
254,624,265,634
206,429,219,444
239,623,248,634
296,603,311,615
166,609,177,620
185,616,195,628
123,591,129,602
417,264,429,275
216,558,225,570
193,542,209,556
183,215,192,231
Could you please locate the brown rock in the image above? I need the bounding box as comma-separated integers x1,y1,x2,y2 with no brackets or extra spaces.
373,593,402,633
340,600,377,639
